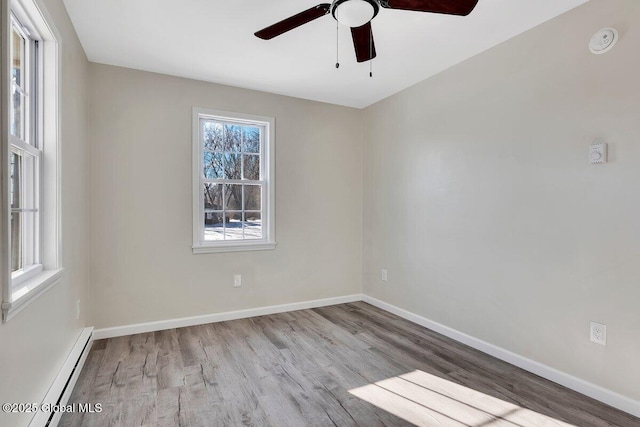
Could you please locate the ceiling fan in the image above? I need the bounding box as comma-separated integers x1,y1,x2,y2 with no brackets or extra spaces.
255,0,479,63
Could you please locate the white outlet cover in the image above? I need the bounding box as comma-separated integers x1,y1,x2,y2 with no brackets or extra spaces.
381,269,388,282
590,321,607,345
233,274,242,287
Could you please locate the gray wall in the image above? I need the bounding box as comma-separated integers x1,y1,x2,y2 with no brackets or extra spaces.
88,64,363,328
362,0,640,400
0,0,89,425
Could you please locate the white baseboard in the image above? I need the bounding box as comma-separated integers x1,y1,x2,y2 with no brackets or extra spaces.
361,295,640,418
30,327,94,427
93,294,363,340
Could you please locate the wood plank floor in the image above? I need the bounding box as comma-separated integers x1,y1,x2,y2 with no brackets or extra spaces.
60,302,639,426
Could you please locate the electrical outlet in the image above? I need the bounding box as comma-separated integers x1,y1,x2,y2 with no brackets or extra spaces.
381,269,388,282
590,321,606,345
76,300,81,320
233,274,242,288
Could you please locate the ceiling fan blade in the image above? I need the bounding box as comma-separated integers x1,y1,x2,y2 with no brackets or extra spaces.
255,4,331,40
351,22,376,63
379,0,478,16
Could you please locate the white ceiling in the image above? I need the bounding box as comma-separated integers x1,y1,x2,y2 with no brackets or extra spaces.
63,0,587,108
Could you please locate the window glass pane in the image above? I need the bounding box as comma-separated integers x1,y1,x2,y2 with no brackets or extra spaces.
203,152,224,179
21,153,37,209
11,212,22,272
202,120,223,151
224,213,243,240
243,212,262,240
223,124,242,152
11,26,24,86
20,211,36,268
204,212,224,241
10,152,21,209
11,87,24,140
243,126,260,153
225,184,242,210
243,154,260,180
204,183,223,210
244,184,261,211
11,26,25,139
224,153,241,179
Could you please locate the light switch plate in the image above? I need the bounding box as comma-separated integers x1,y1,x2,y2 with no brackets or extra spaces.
590,143,607,164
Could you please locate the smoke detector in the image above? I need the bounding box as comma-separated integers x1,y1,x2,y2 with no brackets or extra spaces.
589,28,618,54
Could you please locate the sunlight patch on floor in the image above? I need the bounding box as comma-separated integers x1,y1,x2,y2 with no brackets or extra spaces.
349,370,575,427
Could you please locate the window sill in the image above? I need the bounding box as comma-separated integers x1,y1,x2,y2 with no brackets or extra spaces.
2,268,64,322
193,242,277,254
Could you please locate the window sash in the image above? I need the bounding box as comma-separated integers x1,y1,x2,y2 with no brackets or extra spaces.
10,14,37,147
202,180,264,241
9,144,41,284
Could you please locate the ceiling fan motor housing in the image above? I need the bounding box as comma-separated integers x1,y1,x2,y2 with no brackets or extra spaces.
331,0,380,28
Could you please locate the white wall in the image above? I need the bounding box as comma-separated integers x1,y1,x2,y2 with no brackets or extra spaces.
362,0,640,402
88,64,363,329
0,0,89,425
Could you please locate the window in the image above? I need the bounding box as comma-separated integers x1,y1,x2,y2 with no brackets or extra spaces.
10,12,41,288
2,0,61,321
192,108,275,253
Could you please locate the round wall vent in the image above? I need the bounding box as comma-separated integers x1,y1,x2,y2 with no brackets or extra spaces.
589,28,618,54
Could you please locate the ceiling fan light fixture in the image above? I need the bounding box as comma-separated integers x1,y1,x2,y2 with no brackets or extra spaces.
332,0,379,28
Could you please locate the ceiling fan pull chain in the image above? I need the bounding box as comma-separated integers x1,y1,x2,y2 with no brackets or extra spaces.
369,25,373,77
335,10,340,69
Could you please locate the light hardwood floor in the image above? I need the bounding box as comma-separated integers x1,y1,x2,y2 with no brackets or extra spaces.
60,302,639,426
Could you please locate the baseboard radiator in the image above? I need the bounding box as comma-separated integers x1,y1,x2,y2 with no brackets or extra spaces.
29,327,93,427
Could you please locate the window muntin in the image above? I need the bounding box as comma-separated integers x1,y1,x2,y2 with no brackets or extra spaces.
193,109,275,252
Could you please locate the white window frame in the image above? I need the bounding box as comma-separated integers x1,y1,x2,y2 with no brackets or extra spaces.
1,0,62,322
192,107,276,253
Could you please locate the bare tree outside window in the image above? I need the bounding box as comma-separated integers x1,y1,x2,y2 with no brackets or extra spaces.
202,121,262,241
